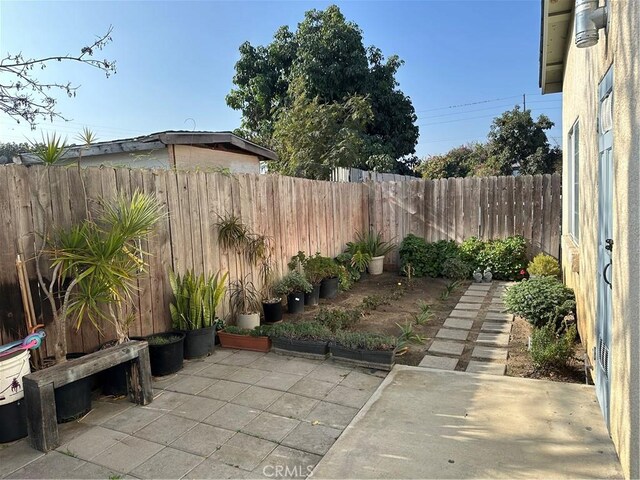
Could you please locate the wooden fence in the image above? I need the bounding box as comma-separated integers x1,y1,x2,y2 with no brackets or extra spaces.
331,166,419,183
0,165,560,353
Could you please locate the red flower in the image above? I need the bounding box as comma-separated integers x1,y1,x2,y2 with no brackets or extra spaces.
520,269,526,275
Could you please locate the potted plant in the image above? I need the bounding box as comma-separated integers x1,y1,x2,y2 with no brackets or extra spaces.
347,231,396,275
330,331,397,369
218,325,271,352
38,189,162,415
229,277,262,329
260,241,283,324
301,254,328,305
144,332,186,376
274,271,313,314
268,321,333,357
169,270,228,359
316,256,342,299
216,215,272,329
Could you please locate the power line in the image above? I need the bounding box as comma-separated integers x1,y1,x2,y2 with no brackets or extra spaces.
414,92,549,113
418,106,562,127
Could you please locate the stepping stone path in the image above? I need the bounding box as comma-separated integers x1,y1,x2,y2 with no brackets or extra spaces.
418,281,515,376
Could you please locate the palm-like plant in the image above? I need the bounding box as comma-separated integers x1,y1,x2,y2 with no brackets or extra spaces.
169,270,228,331
44,191,163,362
29,133,67,165
347,231,396,258
229,276,262,317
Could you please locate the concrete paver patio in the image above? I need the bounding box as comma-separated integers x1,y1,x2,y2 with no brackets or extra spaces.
0,349,385,479
312,366,623,479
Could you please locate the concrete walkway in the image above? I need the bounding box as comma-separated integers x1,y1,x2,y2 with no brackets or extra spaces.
312,366,623,479
0,350,386,479
418,282,514,375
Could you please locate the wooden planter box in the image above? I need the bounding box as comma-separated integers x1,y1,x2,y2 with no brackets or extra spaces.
329,342,396,370
271,337,329,357
218,331,271,353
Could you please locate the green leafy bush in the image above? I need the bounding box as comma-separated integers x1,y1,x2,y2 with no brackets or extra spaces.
399,234,460,277
314,307,362,332
274,271,313,296
530,322,577,370
504,276,575,328
334,331,397,351
527,253,561,278
459,236,528,280
441,257,472,280
267,321,333,341
335,252,362,283
347,231,396,258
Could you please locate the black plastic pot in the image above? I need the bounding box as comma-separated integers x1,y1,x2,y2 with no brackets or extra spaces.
0,398,27,443
330,342,395,368
147,332,185,376
182,327,215,359
55,353,93,423
263,300,283,324
287,292,305,314
98,341,129,396
272,337,329,356
304,284,321,306
320,277,339,299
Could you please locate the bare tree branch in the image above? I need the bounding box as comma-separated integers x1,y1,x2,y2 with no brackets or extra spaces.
0,26,117,129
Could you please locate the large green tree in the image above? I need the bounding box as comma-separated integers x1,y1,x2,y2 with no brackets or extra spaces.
418,106,561,179
227,5,419,176
486,106,559,175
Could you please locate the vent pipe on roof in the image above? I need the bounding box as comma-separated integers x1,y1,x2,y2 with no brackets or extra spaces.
575,0,608,48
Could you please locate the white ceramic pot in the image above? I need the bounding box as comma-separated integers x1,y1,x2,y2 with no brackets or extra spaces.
0,350,30,405
368,256,385,275
237,313,260,330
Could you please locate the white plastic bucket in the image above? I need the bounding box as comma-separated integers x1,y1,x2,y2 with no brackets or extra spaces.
0,350,31,405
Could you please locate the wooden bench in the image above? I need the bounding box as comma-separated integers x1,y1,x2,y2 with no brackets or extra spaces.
23,340,153,452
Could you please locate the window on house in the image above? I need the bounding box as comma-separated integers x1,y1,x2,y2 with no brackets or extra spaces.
568,121,580,243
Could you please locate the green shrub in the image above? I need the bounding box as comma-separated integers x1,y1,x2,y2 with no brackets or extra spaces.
274,271,313,296
267,321,333,341
460,236,528,280
334,331,397,351
347,231,396,258
314,307,362,332
504,276,575,328
527,253,561,278
399,234,459,277
441,257,472,280
530,322,577,370
306,254,341,280
335,252,362,283
337,265,353,292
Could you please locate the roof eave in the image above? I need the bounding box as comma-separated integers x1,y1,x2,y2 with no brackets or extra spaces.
539,0,573,94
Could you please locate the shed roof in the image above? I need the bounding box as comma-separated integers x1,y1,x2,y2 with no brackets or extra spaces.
17,130,278,164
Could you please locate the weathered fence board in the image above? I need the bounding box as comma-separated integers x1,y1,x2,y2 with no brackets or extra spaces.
0,166,561,350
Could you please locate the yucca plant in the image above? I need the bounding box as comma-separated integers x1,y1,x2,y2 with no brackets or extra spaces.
29,132,67,165
43,191,163,362
169,270,228,331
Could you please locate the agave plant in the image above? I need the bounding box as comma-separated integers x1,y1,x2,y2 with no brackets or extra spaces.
169,270,228,331
29,133,67,165
44,191,163,362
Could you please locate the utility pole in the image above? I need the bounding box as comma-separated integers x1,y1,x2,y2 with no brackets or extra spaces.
523,93,526,110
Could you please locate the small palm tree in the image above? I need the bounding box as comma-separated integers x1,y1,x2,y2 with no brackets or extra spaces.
44,191,163,362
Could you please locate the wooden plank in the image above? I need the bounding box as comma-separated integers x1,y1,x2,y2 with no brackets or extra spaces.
505,175,515,236
522,175,534,244
177,171,196,273
128,345,153,405
513,176,524,236
549,173,562,258
164,169,184,274
187,171,204,276
196,171,214,276
143,169,171,337
207,174,231,319
455,177,464,243
531,175,544,255
446,178,455,241
542,174,553,255
25,380,58,452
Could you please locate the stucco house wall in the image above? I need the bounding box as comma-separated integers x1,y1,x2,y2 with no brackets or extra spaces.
560,2,639,477
172,145,260,173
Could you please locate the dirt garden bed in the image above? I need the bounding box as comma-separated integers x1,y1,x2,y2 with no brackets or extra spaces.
277,272,588,384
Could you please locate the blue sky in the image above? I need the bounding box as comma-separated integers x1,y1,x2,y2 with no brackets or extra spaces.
0,0,562,158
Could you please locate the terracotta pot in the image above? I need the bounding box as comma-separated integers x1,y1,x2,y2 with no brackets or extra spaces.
218,331,271,352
